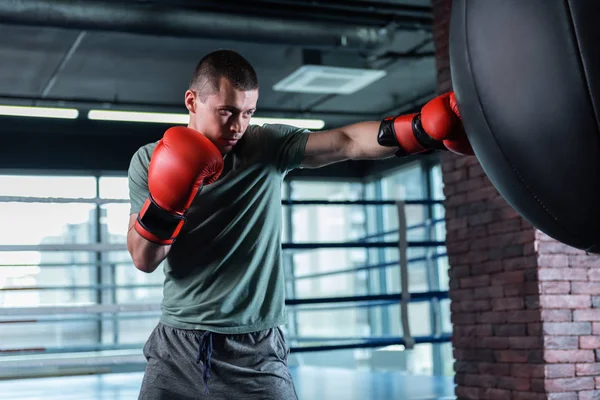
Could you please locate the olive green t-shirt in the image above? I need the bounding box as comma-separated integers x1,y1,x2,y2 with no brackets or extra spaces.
128,124,310,334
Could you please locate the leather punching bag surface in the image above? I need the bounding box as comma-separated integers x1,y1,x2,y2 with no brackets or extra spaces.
449,0,600,252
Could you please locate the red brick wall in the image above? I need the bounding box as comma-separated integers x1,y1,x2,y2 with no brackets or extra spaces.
441,154,544,399
432,0,600,398
536,232,600,399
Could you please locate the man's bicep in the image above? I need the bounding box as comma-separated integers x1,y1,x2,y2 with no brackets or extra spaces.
128,150,150,215
300,129,351,169
127,213,139,255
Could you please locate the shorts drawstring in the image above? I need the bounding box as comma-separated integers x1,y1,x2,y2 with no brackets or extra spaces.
196,331,214,393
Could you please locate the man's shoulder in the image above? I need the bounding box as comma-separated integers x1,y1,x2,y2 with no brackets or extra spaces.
128,141,158,173
137,141,159,156
242,123,309,147
248,123,309,135
133,141,158,161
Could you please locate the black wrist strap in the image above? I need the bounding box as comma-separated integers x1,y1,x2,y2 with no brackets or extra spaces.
377,118,398,147
137,194,186,241
411,114,447,151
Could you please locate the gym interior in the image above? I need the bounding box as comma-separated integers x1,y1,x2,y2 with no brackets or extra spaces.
1,1,598,399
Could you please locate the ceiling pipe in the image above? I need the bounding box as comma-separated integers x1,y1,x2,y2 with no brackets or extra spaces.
0,0,397,51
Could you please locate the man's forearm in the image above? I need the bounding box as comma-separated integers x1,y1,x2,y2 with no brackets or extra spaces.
127,220,171,273
343,121,398,160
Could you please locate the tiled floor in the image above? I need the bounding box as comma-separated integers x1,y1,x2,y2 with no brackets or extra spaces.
0,366,455,400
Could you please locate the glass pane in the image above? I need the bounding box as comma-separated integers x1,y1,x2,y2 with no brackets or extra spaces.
0,175,96,198
437,256,450,291
366,203,430,242
99,176,129,200
101,204,131,243
408,343,434,375
440,298,452,333
293,269,368,298
0,251,97,307
0,203,96,245
380,163,425,200
289,204,367,243
430,163,447,254
430,163,445,200
439,342,455,375
0,320,98,352
112,316,160,345
114,263,165,304
370,342,434,374
289,181,365,244
386,302,432,337
294,308,369,338
290,181,363,201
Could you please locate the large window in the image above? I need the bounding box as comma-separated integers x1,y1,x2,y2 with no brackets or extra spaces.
283,161,452,376
0,159,453,378
0,174,161,359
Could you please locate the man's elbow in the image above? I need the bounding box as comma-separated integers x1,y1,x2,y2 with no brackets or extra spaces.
128,240,158,274
132,254,155,273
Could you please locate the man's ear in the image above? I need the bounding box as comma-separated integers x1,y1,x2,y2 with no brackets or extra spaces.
184,90,196,113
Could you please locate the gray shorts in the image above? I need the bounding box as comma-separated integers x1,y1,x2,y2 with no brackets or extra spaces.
138,323,298,400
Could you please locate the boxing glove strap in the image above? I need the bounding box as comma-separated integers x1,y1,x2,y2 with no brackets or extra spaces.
377,117,398,147
378,114,445,157
377,117,406,157
411,114,446,151
137,194,187,242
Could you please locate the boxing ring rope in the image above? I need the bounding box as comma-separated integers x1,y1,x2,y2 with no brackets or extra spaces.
0,336,456,379
0,334,454,357
0,291,449,318
0,196,445,206
294,253,447,280
0,293,451,357
0,252,448,275
0,241,444,252
0,196,450,376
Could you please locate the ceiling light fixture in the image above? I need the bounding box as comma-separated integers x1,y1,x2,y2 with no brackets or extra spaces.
87,110,325,130
273,65,387,95
0,105,79,119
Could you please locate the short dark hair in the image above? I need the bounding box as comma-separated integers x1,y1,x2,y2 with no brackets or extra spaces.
189,49,258,101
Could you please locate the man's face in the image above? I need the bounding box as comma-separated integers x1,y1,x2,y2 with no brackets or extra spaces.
186,77,258,154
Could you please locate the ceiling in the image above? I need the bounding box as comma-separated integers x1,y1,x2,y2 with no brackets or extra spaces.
0,0,440,177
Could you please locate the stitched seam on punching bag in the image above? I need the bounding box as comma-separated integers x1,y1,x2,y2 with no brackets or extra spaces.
462,1,571,234
564,0,600,252
565,0,600,136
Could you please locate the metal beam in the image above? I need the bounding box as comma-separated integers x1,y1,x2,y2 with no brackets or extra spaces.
0,196,128,204
164,0,433,28
0,350,145,370
39,31,87,98
0,0,396,51
0,303,161,316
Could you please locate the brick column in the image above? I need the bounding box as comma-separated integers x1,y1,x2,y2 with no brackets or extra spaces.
432,1,600,399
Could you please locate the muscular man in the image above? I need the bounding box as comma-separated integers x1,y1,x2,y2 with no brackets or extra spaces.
127,49,471,399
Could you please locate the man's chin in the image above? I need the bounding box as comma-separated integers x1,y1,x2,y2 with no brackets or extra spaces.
219,144,234,155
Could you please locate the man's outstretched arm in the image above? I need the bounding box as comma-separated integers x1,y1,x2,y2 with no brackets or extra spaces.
301,92,474,169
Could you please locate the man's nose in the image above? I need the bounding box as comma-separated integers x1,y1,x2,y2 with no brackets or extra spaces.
230,115,244,134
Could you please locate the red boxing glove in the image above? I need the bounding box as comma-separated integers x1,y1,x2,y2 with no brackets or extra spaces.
421,92,474,155
377,91,474,156
134,126,224,245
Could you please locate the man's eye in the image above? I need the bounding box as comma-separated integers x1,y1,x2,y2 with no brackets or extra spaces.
219,109,232,116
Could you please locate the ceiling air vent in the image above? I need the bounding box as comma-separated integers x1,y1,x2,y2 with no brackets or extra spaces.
273,65,387,95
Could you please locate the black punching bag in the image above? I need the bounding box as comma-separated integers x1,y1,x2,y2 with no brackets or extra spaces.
449,0,600,253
